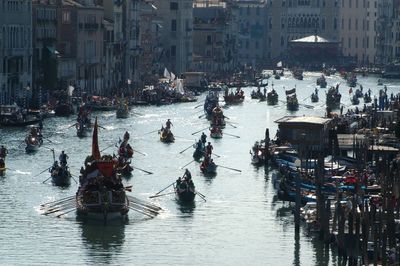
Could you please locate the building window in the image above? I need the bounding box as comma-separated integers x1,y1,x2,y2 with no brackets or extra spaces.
334,18,338,30
170,2,178,10
355,37,358,48
206,35,211,45
348,37,351,48
348,18,351,30
171,45,176,56
62,11,71,24
355,19,358,30
171,19,177,31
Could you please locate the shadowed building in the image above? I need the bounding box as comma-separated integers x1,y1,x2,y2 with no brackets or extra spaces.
0,0,33,105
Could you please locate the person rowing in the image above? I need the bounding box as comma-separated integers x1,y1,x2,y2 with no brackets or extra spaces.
206,142,213,156
166,119,173,130
201,132,207,144
59,151,69,167
0,145,8,159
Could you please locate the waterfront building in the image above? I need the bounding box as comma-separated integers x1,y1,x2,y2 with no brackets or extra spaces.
339,0,379,65
32,0,58,103
0,0,33,105
267,0,340,62
193,1,237,73
153,0,194,75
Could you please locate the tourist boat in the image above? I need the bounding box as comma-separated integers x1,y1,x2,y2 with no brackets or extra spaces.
159,128,175,143
210,126,223,139
326,86,341,109
0,105,41,127
175,177,196,203
223,93,244,104
351,94,360,105
55,102,74,117
51,165,71,187
364,93,372,103
116,103,129,119
76,119,130,222
317,75,327,88
193,142,205,160
200,159,217,175
267,90,278,105
311,92,319,102
286,88,298,111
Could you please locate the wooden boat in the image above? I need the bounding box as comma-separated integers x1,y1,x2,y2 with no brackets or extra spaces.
346,74,357,87
292,69,304,80
0,105,41,127
51,165,71,187
285,89,299,111
76,121,90,138
116,159,133,176
326,86,341,109
210,106,226,128
351,94,360,105
267,90,278,105
55,102,73,117
317,75,327,88
364,93,372,103
223,93,244,104
193,142,205,159
116,133,134,176
175,177,196,203
159,128,175,143
250,142,266,165
354,89,363,98
25,130,43,153
311,92,319,103
0,158,5,176
200,158,217,175
210,126,223,139
116,103,129,119
76,119,130,222
251,90,263,99
203,91,219,118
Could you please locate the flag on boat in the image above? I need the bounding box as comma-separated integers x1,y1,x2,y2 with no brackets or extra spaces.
170,72,176,81
92,117,101,160
277,61,282,67
164,68,171,79
285,88,296,96
67,85,74,97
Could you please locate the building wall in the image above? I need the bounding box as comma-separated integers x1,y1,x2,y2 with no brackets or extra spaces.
339,0,378,64
0,0,33,104
154,0,193,74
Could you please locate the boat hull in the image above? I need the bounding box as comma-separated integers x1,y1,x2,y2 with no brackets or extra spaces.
175,190,196,203
51,172,71,187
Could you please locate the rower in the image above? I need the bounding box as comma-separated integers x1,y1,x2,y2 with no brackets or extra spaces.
206,142,213,156
166,119,173,129
59,151,69,166
201,132,207,144
183,169,192,181
50,161,59,174
123,131,130,141
0,145,8,158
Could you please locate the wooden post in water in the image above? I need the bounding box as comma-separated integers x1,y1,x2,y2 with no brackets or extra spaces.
265,128,270,164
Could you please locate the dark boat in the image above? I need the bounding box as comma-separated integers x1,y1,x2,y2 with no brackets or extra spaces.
159,127,175,143
346,74,357,87
311,92,319,102
317,75,327,88
175,177,196,203
50,165,71,187
354,88,363,98
25,127,43,153
203,91,219,119
364,93,372,103
200,156,217,175
116,101,129,119
210,126,223,139
292,69,304,80
210,105,226,128
286,88,298,111
326,86,341,109
55,102,74,117
267,90,278,105
0,105,41,127
251,90,263,99
351,94,360,105
250,141,266,166
193,141,205,160
223,92,245,104
76,121,90,138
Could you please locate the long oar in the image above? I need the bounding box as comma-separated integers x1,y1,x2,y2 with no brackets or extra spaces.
56,208,77,218
100,142,117,153
149,192,176,198
35,167,51,178
132,165,153,175
133,149,146,156
41,196,75,207
42,175,53,184
180,159,195,169
195,191,206,202
141,129,159,136
212,153,221,158
179,143,194,154
128,196,162,211
128,206,155,218
224,132,240,138
227,122,237,129
191,127,209,135
70,173,78,184
152,182,176,197
198,113,206,119
130,202,159,215
44,202,76,213
216,164,242,172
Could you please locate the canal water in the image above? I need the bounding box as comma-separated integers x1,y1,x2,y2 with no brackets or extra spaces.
0,72,397,265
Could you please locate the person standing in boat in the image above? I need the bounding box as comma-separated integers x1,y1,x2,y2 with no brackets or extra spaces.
165,119,173,129
183,169,192,181
206,142,213,156
201,132,207,144
0,145,8,159
59,151,69,166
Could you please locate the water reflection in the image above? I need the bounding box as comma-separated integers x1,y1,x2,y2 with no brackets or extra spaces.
294,232,300,266
80,222,125,264
176,200,196,216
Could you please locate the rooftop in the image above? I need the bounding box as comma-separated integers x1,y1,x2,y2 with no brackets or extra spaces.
275,116,332,125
